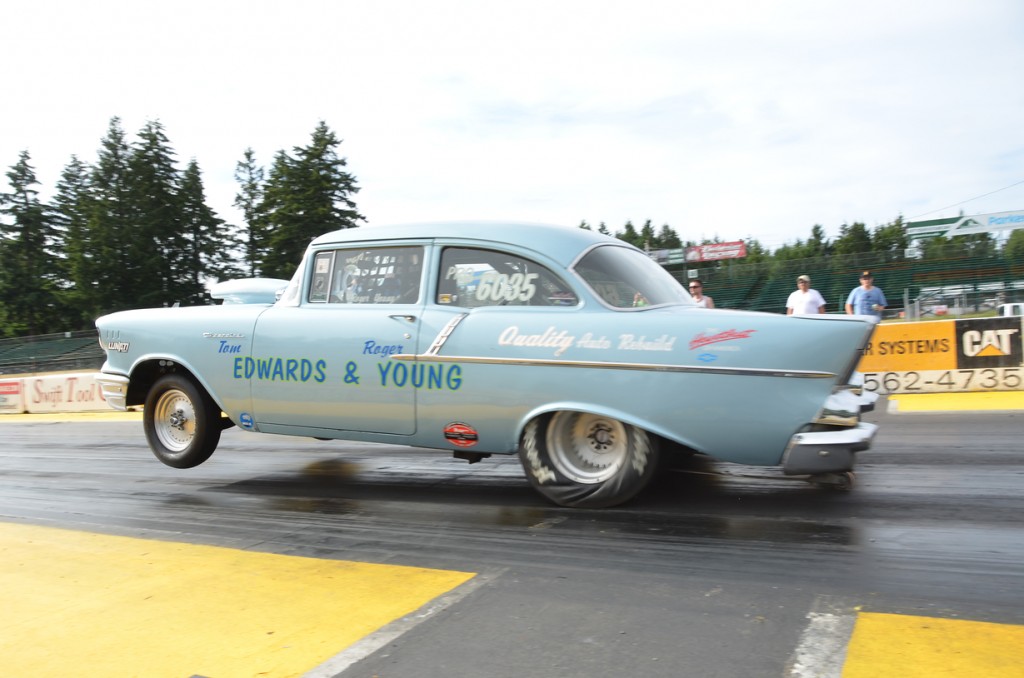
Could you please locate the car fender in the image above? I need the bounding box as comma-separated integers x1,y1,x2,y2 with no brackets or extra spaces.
515,400,703,454
121,352,232,414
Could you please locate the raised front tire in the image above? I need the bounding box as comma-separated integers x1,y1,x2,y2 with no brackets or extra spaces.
518,411,660,508
143,374,222,469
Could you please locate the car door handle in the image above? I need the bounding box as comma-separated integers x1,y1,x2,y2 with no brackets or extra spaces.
389,314,417,323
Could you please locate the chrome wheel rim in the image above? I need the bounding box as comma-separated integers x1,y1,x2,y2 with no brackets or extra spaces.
546,412,628,484
153,388,196,453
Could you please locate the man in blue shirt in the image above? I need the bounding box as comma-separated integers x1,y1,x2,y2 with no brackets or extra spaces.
845,271,887,317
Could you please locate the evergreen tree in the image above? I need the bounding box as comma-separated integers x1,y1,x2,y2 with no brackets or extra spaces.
0,151,62,335
254,150,290,277
742,237,770,263
920,235,953,259
956,233,997,258
772,240,806,261
597,222,610,236
180,159,241,304
636,220,655,250
52,156,96,327
1003,228,1024,263
616,220,641,248
234,147,266,277
129,119,185,307
656,224,682,249
89,117,140,314
577,220,591,230
259,121,364,278
872,216,908,257
833,222,872,256
807,224,831,257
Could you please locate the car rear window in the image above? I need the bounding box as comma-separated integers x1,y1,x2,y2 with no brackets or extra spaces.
574,244,692,308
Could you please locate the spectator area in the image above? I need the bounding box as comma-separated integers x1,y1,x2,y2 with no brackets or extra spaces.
671,251,1022,314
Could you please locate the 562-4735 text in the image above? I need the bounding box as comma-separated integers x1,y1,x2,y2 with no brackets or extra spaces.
862,368,1022,394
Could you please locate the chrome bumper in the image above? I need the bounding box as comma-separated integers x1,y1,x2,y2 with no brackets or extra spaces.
782,422,878,475
96,373,130,411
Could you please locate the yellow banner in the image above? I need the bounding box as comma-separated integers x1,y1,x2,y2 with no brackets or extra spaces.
859,320,956,372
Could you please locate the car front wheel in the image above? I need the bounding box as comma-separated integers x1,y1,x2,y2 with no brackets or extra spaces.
518,411,660,508
143,374,222,469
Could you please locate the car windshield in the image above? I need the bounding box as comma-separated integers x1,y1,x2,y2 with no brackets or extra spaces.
573,245,693,309
275,251,308,307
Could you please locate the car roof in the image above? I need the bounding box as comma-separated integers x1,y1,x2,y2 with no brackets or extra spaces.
310,221,630,267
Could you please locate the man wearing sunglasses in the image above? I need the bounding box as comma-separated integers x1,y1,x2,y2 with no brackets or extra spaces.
688,280,714,308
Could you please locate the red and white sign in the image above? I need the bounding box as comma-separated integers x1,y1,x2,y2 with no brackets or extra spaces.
23,373,109,413
0,380,25,413
685,241,747,262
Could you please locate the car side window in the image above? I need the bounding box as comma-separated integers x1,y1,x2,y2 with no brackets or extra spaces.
307,246,423,304
437,247,578,308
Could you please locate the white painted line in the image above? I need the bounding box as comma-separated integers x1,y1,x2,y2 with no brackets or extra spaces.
304,569,501,677
787,605,857,678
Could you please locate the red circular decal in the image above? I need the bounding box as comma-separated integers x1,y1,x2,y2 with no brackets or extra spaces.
444,422,479,448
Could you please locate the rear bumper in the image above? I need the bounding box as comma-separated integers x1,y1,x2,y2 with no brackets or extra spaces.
815,387,878,426
96,373,130,411
782,422,878,475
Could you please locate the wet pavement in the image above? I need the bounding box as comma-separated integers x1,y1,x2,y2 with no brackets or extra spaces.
0,400,1022,676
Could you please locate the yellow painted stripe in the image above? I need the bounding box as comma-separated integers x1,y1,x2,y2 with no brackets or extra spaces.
0,522,475,677
889,391,1024,412
843,612,1024,677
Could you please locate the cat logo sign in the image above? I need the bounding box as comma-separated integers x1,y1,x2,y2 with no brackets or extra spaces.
956,318,1023,369
963,329,1018,357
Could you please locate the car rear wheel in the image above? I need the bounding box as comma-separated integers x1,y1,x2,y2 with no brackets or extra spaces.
143,374,221,469
518,411,660,508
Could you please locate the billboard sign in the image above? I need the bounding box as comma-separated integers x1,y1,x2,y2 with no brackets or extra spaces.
0,380,25,413
858,317,1024,394
685,241,747,262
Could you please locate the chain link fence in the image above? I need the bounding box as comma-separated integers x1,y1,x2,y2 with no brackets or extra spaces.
0,330,105,376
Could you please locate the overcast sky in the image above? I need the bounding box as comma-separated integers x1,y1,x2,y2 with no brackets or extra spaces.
4,1,1023,250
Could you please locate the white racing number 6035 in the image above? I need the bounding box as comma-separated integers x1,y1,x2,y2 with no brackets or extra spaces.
475,272,538,303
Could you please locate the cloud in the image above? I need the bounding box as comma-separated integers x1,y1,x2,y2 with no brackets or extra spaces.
2,0,1023,250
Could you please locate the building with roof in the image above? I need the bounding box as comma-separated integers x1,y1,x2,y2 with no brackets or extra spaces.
906,210,1024,246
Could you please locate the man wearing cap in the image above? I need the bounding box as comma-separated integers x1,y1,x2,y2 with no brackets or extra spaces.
845,271,887,317
786,275,826,315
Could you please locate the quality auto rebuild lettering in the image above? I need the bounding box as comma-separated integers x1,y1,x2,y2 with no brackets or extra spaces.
499,325,575,356
499,325,678,356
234,357,327,383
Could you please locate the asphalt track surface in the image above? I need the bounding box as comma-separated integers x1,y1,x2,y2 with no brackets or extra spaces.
1,393,1022,677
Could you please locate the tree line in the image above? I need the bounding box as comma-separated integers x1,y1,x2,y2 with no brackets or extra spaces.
2,116,1022,338
0,118,361,336
583,216,1024,269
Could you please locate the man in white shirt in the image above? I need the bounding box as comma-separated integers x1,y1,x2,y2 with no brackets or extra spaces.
688,279,714,308
786,275,826,315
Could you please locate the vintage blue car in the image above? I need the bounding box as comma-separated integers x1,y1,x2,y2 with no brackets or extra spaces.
96,222,878,508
